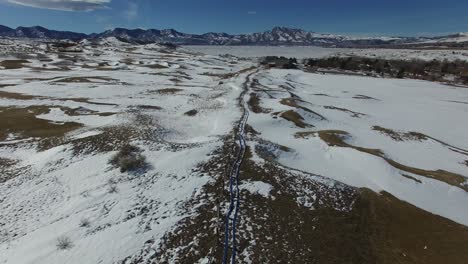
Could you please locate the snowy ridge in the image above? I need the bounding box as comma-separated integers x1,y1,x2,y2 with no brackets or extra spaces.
1,25,468,46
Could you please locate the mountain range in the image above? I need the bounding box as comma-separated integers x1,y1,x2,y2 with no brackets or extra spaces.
1,25,467,47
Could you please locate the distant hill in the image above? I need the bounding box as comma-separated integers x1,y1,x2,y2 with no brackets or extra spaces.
0,25,466,47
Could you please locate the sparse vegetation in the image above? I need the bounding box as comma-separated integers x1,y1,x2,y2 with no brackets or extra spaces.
110,144,148,173
0,106,82,141
280,110,311,128
108,184,118,193
184,109,198,116
79,218,91,228
248,93,270,113
155,88,183,94
56,236,73,250
261,56,298,69
0,59,30,69
296,129,468,191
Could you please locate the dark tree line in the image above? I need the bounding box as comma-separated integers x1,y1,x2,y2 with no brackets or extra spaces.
261,56,298,69
305,56,468,84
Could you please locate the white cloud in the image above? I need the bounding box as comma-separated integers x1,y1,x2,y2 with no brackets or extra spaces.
247,11,257,15
6,0,111,11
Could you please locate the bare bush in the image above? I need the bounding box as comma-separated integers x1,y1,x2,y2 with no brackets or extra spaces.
108,178,117,185
108,184,118,193
56,236,73,250
110,144,148,173
79,218,90,228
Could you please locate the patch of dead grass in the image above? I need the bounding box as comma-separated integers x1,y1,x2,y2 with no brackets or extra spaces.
0,106,82,141
296,129,467,191
0,91,46,100
280,110,313,128
324,105,366,118
280,97,327,120
155,88,183,94
248,93,271,113
0,60,30,69
52,76,117,83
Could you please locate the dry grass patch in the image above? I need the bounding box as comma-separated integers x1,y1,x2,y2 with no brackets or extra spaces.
52,76,117,83
353,94,379,100
143,63,169,69
280,110,311,128
248,93,271,113
201,66,257,79
372,126,426,141
298,129,467,191
324,105,366,118
155,88,183,94
0,106,82,141
0,91,46,100
133,105,162,111
280,98,327,120
0,60,29,69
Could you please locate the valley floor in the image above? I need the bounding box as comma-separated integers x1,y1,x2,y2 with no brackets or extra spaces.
0,39,467,263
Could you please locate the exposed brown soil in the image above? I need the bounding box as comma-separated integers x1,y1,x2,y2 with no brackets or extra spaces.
280,97,327,120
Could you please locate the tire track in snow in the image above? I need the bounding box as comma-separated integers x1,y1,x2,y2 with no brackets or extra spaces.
222,70,257,264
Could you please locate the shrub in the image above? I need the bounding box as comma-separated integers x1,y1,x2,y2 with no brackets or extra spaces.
396,67,406,78
110,144,148,173
56,236,73,250
184,109,198,116
108,184,118,193
79,218,91,228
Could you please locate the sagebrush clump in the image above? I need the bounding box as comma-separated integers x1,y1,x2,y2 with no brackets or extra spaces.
56,236,73,250
110,144,147,172
79,218,90,228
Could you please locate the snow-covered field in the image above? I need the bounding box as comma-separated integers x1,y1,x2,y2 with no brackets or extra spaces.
185,45,468,61
1,39,467,263
0,38,255,264
184,45,349,59
246,69,468,225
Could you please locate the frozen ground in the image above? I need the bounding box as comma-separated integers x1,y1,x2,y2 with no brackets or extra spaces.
184,45,349,59
184,45,468,61
1,39,467,263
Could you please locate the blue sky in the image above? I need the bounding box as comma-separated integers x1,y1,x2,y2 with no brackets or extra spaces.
0,0,467,36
